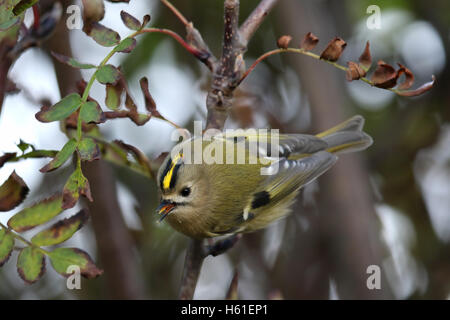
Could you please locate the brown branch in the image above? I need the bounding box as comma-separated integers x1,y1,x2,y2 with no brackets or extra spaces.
179,0,242,299
0,50,13,114
206,0,241,130
239,0,280,47
178,239,206,300
178,0,279,300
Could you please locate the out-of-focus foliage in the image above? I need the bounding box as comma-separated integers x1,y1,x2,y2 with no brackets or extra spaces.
0,0,449,299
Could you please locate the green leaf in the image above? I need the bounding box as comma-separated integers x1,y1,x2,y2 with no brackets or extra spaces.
51,52,96,69
0,0,21,31
0,171,29,212
35,93,82,123
12,0,38,16
105,83,123,110
113,37,137,54
31,209,89,246
79,101,103,124
120,11,141,31
17,139,32,153
86,22,120,47
78,138,100,161
0,228,14,266
62,168,93,209
8,195,64,232
96,65,121,85
17,247,45,284
39,139,77,173
49,248,103,278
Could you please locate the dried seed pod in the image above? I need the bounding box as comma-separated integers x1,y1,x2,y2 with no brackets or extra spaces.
320,37,347,62
277,35,293,49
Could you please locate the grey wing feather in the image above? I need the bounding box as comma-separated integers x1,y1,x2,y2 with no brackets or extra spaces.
215,132,328,158
249,151,337,211
270,134,328,158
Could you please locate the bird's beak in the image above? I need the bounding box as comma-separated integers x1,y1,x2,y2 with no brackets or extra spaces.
157,200,176,222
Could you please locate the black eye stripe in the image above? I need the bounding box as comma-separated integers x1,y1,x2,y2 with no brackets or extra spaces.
159,156,172,189
169,163,183,189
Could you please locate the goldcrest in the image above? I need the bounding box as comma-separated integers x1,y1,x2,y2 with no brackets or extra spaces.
157,115,372,239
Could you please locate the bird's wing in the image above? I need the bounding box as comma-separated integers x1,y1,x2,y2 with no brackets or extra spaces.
213,132,328,159
240,151,337,220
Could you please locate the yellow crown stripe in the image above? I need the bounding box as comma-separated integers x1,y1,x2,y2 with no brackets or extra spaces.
162,153,183,190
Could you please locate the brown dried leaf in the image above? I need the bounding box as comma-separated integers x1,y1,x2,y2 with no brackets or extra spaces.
139,77,159,116
276,35,292,49
300,32,319,51
0,153,16,169
320,37,347,62
0,171,29,212
346,61,366,81
114,140,151,172
124,92,151,126
142,14,151,28
397,75,435,97
396,63,414,90
359,41,372,71
371,61,399,89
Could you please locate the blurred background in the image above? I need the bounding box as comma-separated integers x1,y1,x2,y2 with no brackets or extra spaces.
0,0,449,299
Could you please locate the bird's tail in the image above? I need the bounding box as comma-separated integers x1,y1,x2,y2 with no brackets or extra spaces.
316,115,373,154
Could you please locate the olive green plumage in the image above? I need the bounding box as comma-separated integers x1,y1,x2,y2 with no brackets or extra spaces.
156,115,372,239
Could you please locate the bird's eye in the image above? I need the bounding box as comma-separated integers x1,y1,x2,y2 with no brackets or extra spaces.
180,187,191,197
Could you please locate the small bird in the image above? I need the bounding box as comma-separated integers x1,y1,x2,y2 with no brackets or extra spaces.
157,115,372,239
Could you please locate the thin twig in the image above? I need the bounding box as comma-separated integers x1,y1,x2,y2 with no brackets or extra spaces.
161,0,189,26
161,0,217,71
137,28,207,62
178,239,206,300
239,0,280,47
237,47,405,94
